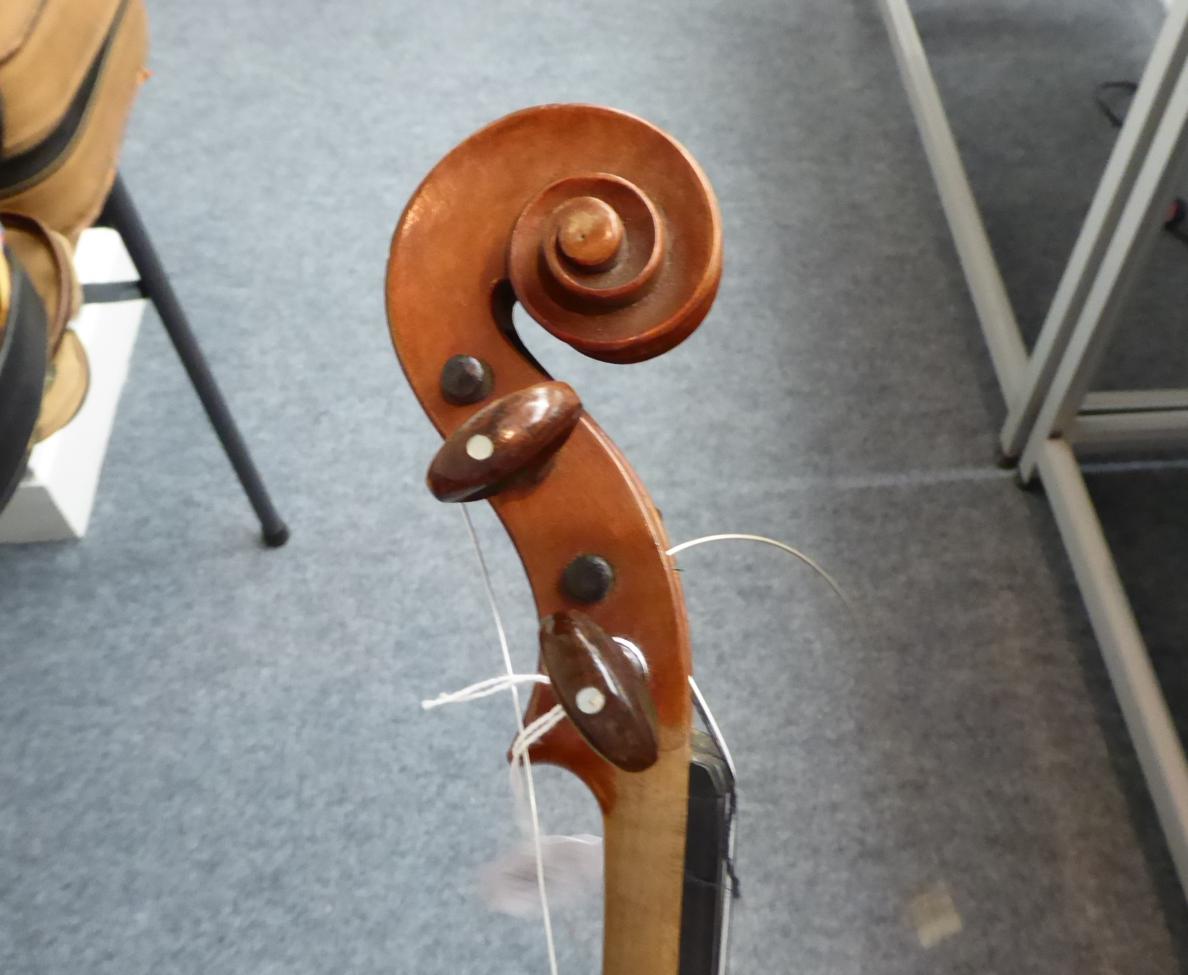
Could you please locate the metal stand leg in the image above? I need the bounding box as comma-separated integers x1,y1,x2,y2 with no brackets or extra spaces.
1038,440,1188,887
876,0,1028,404
101,175,290,547
878,0,1188,903
1002,0,1188,461
1019,49,1188,480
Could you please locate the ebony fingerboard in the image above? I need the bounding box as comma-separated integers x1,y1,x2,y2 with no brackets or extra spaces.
678,731,736,975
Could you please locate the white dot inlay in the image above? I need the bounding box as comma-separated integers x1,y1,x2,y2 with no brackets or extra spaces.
466,434,495,461
575,686,606,715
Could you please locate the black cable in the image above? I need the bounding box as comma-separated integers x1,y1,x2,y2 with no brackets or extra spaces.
1094,80,1138,129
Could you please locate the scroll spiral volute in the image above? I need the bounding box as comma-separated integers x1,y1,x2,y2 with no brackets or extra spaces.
510,165,719,364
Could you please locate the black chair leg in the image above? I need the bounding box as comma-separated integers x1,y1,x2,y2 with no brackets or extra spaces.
101,174,289,547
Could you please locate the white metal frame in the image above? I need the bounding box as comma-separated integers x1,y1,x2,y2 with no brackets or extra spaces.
877,0,1188,896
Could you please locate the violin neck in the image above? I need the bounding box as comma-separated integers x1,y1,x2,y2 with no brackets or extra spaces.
602,729,736,975
602,738,691,975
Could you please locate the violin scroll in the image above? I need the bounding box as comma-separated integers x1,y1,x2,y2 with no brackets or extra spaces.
509,166,719,363
387,104,724,975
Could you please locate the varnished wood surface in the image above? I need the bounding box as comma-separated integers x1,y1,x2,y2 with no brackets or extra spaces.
386,104,722,975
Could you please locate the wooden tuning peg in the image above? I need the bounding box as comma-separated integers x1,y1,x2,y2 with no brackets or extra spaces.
426,381,581,502
539,610,659,773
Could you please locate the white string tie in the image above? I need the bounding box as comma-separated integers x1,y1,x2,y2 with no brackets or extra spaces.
421,673,551,711
509,703,567,767
504,703,568,840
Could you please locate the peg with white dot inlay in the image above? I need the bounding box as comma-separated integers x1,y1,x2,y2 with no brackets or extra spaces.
426,381,582,502
538,610,659,773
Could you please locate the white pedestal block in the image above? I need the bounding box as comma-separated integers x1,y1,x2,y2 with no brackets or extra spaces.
0,227,145,543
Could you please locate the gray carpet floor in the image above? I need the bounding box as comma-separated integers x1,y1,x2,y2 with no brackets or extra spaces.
4,0,1188,972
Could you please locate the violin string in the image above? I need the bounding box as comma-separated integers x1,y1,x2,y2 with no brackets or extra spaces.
432,528,840,971
689,675,737,783
509,704,568,759
505,705,569,840
689,675,743,900
667,532,860,625
461,506,561,975
510,704,567,783
421,673,557,838
671,531,862,904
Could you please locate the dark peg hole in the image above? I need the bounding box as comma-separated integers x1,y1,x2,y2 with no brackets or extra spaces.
562,554,615,603
440,354,494,405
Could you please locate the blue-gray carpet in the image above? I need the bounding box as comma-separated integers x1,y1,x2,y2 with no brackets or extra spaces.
3,1,1188,972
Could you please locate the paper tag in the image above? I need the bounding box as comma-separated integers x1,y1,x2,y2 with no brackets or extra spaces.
906,881,963,949
480,834,603,917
